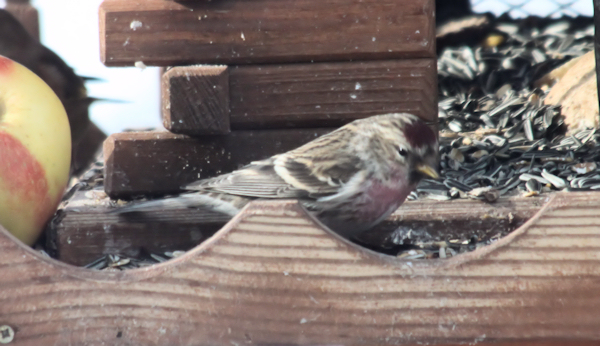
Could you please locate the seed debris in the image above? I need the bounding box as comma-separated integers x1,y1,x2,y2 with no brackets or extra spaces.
414,15,596,203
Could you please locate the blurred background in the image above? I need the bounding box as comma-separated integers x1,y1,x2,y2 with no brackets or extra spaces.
472,0,592,18
0,0,161,135
0,0,594,135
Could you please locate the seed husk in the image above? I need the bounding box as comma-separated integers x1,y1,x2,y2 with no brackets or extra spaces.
541,169,567,189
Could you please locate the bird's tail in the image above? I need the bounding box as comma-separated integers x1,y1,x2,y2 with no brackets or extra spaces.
108,192,250,216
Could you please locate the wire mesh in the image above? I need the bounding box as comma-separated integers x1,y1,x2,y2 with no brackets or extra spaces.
471,0,593,18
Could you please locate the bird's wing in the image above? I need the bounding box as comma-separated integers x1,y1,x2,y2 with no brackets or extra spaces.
273,126,364,196
185,127,364,199
184,158,310,198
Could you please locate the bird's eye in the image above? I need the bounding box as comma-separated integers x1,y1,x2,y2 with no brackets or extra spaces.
398,147,408,157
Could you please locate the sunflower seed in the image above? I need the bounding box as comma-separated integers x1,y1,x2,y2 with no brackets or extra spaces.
444,179,473,192
468,187,500,203
85,256,108,270
523,117,535,141
471,150,489,159
541,169,566,189
448,119,463,132
449,148,465,163
572,162,597,175
525,179,541,193
109,258,131,268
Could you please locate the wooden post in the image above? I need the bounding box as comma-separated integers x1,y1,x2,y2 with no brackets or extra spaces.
4,0,39,40
162,66,230,135
99,0,435,66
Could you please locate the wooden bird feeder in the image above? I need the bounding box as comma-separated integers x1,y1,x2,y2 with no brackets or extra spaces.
4,193,600,345
3,0,600,345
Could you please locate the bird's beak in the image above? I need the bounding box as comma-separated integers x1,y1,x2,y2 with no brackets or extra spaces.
415,163,439,180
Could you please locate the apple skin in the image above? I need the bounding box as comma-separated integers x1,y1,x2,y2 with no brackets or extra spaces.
0,55,71,245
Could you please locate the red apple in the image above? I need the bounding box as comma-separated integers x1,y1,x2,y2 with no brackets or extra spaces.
0,55,71,245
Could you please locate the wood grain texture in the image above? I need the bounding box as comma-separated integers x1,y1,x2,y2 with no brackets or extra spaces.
103,130,331,199
4,192,600,344
162,65,230,135
229,59,437,129
162,59,436,132
49,190,227,266
99,0,435,66
49,191,544,266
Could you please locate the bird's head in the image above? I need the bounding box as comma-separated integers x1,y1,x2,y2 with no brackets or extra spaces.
359,113,439,185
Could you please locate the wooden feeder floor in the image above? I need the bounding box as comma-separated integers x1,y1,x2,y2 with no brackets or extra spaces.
47,184,547,266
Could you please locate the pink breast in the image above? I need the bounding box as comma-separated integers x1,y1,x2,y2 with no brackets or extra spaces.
357,179,414,223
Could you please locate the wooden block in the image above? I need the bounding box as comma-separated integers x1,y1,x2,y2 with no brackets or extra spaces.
49,190,542,266
162,65,230,135
162,59,437,132
103,129,331,199
6,192,600,344
4,0,39,41
99,0,435,66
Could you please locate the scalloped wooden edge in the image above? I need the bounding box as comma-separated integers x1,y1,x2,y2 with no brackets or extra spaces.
2,192,600,345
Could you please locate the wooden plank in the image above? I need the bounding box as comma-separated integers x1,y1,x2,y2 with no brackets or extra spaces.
99,0,435,66
5,192,600,344
103,129,331,199
161,59,436,132
49,189,227,266
49,191,543,266
4,0,39,41
229,59,437,129
162,65,230,135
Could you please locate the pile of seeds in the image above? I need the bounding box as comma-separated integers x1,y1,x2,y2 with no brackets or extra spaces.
84,251,186,271
396,235,503,260
413,16,597,202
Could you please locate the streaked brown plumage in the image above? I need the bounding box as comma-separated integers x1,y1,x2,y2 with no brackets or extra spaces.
113,113,439,238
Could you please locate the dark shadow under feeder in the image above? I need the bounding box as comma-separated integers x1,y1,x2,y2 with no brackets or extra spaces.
357,194,546,257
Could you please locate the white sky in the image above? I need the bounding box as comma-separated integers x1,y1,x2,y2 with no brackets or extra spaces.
1,0,594,134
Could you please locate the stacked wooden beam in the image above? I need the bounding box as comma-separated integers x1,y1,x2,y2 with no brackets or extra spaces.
51,0,437,264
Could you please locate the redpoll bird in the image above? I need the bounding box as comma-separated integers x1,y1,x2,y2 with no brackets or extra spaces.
112,113,439,238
